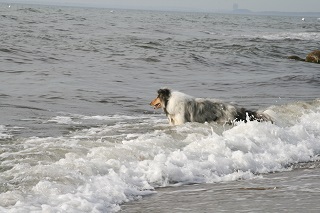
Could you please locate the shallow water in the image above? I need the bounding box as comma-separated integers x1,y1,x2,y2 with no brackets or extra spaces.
0,3,320,212
122,164,320,212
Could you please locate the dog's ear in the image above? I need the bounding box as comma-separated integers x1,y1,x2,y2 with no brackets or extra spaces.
157,88,170,99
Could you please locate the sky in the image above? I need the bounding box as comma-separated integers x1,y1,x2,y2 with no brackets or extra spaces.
5,0,320,13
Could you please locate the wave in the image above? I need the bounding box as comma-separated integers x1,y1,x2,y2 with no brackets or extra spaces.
0,100,319,212
201,29,320,42
0,125,12,139
17,7,43,13
243,32,320,41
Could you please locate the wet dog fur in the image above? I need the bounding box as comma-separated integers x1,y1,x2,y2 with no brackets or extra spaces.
150,88,271,125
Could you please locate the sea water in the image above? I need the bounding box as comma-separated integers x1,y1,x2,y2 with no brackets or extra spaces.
0,4,320,212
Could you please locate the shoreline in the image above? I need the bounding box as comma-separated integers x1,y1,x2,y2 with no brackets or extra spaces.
121,165,320,212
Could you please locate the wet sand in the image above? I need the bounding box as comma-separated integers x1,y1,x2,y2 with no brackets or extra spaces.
122,165,320,212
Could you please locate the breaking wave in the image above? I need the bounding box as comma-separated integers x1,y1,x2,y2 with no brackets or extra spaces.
1,100,319,212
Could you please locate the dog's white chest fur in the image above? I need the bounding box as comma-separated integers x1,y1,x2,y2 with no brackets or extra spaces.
166,91,192,125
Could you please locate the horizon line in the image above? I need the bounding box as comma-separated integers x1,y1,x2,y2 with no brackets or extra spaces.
2,1,320,16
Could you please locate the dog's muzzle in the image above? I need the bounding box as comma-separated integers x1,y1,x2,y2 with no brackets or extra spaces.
150,97,162,109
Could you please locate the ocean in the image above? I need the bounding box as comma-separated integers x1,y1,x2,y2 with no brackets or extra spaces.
0,3,320,212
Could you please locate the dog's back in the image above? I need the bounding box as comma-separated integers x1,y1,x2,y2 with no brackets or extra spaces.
185,98,272,124
184,99,231,123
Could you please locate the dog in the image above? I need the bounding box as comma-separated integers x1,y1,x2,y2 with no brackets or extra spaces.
150,88,271,125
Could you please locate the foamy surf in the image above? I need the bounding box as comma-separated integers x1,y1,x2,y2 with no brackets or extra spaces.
0,125,12,139
0,100,320,212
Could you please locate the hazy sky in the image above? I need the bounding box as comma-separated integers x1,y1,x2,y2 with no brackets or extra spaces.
7,0,320,12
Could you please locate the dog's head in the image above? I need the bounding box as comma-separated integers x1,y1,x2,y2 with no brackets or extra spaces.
150,88,171,109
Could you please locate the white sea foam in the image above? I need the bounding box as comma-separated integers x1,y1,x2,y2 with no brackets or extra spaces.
0,125,12,139
244,32,320,41
48,116,82,125
0,100,320,212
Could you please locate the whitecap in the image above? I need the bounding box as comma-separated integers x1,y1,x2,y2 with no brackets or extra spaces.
0,125,12,139
47,116,82,125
